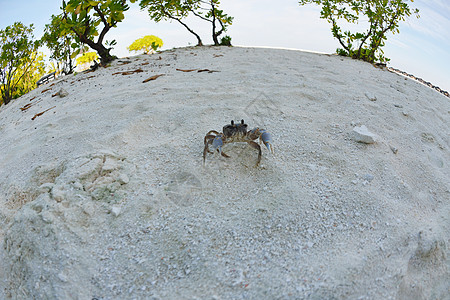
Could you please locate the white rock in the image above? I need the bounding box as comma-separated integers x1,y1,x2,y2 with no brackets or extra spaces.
111,206,121,217
352,125,378,144
58,88,69,98
365,93,377,101
117,173,129,185
390,145,398,154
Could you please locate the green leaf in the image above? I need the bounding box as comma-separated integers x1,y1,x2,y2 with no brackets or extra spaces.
71,49,80,59
66,3,76,13
87,0,100,6
355,32,364,39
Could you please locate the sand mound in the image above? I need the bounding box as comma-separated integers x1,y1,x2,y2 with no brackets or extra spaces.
0,46,448,299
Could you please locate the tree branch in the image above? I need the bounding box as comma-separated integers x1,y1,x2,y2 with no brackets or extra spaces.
11,53,38,90
191,10,211,22
330,18,349,52
357,19,376,58
167,14,203,46
93,5,112,45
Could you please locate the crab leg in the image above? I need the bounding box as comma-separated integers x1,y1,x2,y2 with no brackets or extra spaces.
204,135,216,153
203,139,212,164
203,133,216,164
259,129,274,154
204,131,219,145
247,141,262,166
212,135,223,152
220,151,230,158
212,134,231,157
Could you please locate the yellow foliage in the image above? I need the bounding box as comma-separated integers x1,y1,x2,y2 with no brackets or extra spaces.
75,52,99,71
128,35,163,54
76,52,99,66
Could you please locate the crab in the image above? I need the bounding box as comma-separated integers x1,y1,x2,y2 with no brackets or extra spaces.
203,119,274,166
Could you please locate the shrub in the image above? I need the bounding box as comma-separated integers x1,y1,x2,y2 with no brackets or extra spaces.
42,14,79,75
127,35,163,54
220,35,232,46
76,51,99,71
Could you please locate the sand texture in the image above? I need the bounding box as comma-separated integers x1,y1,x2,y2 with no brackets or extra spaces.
0,46,448,299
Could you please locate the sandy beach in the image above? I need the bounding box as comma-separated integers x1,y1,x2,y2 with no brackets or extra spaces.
0,46,448,299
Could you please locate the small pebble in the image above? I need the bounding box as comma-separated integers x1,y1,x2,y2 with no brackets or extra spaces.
363,174,374,182
117,174,130,185
389,145,398,154
111,206,121,217
352,125,378,144
58,88,69,98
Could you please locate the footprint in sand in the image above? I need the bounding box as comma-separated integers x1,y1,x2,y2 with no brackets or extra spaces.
420,133,446,168
166,172,202,207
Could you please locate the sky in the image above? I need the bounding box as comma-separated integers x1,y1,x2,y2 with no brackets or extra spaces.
1,0,449,92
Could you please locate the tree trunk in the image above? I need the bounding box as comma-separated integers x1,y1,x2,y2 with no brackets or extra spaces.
1,68,16,105
2,89,12,105
79,35,115,65
94,44,115,65
1,93,11,105
212,11,219,45
211,1,220,46
172,17,203,46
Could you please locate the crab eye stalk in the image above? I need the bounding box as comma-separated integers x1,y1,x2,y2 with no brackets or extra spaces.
231,120,234,125
241,119,245,124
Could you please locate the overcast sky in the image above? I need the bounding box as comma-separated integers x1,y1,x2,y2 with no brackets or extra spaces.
1,0,449,91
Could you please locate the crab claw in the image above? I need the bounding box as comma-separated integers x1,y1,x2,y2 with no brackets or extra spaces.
260,130,274,154
212,135,224,154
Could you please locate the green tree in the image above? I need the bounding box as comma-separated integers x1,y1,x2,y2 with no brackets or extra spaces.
13,52,46,99
42,14,79,75
197,0,233,46
140,0,233,46
60,0,137,65
41,15,83,75
298,0,419,63
0,22,42,105
140,0,203,46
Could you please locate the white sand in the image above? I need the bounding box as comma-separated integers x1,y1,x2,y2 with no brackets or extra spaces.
0,46,448,299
